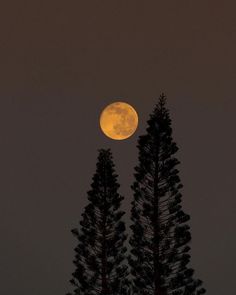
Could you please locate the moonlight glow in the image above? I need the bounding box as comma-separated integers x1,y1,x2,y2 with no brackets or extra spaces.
100,102,138,140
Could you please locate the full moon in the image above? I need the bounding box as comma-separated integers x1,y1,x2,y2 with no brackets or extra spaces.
100,102,138,140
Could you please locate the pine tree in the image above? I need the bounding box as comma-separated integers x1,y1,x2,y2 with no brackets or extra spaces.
129,94,206,295
68,149,129,295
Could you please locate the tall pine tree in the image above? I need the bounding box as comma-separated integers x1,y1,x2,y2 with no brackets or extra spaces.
129,94,205,295
68,149,129,295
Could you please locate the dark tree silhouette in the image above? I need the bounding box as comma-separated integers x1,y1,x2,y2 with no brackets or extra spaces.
129,94,206,295
68,149,129,295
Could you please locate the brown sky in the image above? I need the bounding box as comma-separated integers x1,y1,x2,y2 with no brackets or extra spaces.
0,1,235,294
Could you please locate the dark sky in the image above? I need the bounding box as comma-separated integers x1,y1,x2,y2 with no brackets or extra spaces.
0,1,235,294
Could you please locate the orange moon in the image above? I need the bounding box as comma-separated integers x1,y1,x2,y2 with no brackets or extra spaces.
100,102,138,140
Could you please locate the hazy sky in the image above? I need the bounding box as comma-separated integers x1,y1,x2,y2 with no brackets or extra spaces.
0,1,235,295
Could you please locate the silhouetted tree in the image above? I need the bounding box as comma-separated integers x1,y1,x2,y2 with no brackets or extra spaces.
68,149,129,295
129,94,206,295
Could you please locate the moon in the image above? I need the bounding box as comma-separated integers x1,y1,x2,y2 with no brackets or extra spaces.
100,102,138,140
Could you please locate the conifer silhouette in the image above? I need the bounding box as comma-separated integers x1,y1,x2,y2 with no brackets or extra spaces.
68,149,129,295
129,94,206,295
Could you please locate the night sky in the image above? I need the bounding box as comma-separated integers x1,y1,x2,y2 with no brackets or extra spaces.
0,2,235,295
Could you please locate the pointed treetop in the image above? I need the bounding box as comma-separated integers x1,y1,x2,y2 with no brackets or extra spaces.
159,92,167,106
97,148,115,166
98,148,112,157
154,92,167,114
143,93,170,138
96,148,114,165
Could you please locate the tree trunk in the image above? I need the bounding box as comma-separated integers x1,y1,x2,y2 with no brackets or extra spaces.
101,234,108,294
153,142,167,295
101,171,109,295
